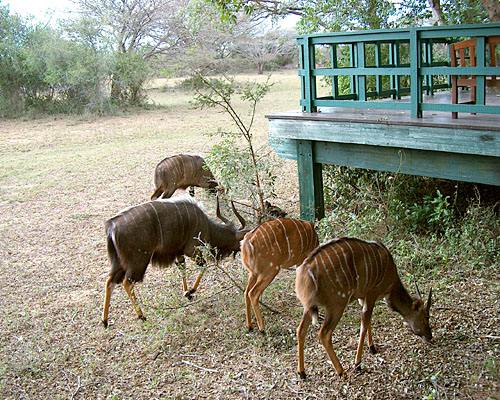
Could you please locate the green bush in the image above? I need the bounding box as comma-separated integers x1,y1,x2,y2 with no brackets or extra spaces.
319,166,499,277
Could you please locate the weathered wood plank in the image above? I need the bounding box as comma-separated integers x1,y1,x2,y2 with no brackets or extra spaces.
314,142,500,186
268,118,500,157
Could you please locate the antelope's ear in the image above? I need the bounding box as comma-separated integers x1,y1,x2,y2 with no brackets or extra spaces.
411,299,423,311
425,288,432,312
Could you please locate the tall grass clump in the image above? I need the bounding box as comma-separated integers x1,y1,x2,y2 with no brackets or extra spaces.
317,166,499,280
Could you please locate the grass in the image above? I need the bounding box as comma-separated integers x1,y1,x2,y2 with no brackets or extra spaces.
0,70,499,399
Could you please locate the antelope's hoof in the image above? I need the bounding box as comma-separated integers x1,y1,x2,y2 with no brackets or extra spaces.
354,363,364,374
102,320,108,329
183,290,194,300
369,344,377,354
247,325,253,332
298,371,307,380
138,315,147,322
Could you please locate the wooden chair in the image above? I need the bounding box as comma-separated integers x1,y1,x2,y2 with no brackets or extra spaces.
449,36,500,119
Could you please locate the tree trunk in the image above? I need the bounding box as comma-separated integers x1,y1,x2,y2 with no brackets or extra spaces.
427,0,446,25
479,0,500,22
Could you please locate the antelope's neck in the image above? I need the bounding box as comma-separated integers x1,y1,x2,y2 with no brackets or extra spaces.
387,281,414,317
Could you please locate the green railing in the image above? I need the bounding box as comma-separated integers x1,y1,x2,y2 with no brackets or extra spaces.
297,23,500,118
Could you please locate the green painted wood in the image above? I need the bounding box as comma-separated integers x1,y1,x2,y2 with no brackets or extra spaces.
296,23,500,117
410,29,421,118
269,133,500,186
302,67,413,76
296,140,324,221
421,103,500,114
268,118,500,157
357,42,367,102
313,142,500,186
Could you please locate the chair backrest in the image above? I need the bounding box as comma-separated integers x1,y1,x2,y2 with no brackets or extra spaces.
450,36,500,85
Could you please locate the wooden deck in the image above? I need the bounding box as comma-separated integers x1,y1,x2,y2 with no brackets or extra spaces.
267,92,500,221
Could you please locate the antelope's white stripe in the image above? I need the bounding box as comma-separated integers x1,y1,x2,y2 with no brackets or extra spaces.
339,244,355,288
317,251,336,289
258,226,273,252
265,224,282,254
344,240,360,289
332,246,350,287
290,219,304,251
276,219,291,258
357,241,370,291
324,247,341,285
148,202,164,247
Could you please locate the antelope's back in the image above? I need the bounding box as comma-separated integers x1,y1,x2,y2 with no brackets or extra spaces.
155,154,197,184
242,218,318,269
297,237,397,302
107,197,209,259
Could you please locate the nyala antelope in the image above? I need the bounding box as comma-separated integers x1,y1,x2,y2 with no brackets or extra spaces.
151,154,218,200
295,237,432,378
241,218,319,332
102,196,248,328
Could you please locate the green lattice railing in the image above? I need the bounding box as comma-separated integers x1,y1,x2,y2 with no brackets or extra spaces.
297,23,500,118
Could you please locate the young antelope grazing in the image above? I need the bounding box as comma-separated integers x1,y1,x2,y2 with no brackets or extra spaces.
151,154,218,200
241,218,319,332
295,237,432,379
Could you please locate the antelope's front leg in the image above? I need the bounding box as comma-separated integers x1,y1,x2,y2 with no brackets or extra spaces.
175,255,190,296
185,256,206,299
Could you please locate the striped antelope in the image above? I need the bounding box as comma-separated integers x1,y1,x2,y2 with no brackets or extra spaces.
241,218,319,332
151,154,218,200
102,196,248,328
295,237,432,378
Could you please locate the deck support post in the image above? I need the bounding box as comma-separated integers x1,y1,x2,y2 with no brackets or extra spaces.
296,140,324,222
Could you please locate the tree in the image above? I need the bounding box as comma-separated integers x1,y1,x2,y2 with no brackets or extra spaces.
479,0,500,22
233,29,296,74
211,0,496,31
211,0,397,32
69,0,191,102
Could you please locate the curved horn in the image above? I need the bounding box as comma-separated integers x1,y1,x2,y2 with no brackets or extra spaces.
231,200,246,230
425,288,432,312
414,281,422,300
216,196,230,225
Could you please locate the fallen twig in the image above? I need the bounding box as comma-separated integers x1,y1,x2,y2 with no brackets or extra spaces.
181,359,219,373
64,369,81,400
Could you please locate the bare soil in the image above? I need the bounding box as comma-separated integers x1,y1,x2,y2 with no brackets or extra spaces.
0,73,499,399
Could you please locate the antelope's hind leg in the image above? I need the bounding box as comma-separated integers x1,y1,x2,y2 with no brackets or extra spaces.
102,276,116,328
318,307,346,377
248,269,279,332
122,277,146,322
297,309,313,379
354,298,375,370
244,273,258,331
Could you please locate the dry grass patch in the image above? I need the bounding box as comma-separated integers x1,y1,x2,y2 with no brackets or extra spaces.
0,71,498,399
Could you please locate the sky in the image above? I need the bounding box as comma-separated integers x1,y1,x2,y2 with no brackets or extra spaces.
2,0,299,29
2,0,76,23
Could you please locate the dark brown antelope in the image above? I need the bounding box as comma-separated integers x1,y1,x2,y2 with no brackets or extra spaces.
102,196,248,328
295,237,432,379
241,218,319,332
151,154,218,200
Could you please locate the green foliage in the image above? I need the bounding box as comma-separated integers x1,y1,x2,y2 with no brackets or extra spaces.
206,135,278,211
318,166,499,279
400,0,489,26
191,73,278,221
110,51,151,105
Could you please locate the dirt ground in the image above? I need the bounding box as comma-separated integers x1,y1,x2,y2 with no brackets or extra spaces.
1,76,499,399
